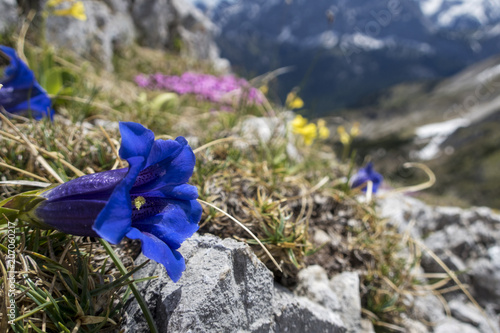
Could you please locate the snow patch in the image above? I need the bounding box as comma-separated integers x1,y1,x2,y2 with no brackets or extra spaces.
437,1,489,26
420,0,444,16
415,118,470,160
351,33,385,50
319,31,339,49
277,26,295,43
419,0,500,27
477,63,500,83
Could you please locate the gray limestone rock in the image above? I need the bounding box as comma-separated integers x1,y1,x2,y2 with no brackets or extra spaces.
434,318,482,333
294,266,368,333
273,284,346,333
470,254,500,304
449,298,500,333
377,194,432,239
0,0,18,32
360,318,376,333
411,292,446,324
130,0,174,49
330,272,362,333
401,315,429,333
296,265,342,312
237,114,302,162
170,0,220,61
433,206,466,231
2,0,226,71
380,194,500,300
130,0,228,71
45,0,135,70
122,234,347,333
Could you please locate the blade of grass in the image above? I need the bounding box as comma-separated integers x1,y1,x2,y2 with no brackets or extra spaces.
0,162,50,182
0,129,85,177
198,199,282,272
389,163,436,194
99,125,124,169
99,239,158,333
0,180,51,187
193,137,240,154
410,237,498,333
0,111,64,183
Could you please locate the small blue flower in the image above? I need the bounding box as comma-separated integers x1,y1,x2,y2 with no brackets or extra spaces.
28,122,201,282
351,162,383,193
0,45,54,120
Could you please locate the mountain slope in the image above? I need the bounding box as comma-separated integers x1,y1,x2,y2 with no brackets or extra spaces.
420,0,500,29
347,54,500,208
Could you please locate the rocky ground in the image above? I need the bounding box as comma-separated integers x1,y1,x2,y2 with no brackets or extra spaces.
122,193,500,333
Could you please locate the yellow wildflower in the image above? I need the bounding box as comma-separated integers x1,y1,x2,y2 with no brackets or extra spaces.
289,96,304,109
54,1,87,21
259,84,269,95
291,115,308,131
46,0,66,7
337,126,350,145
296,123,317,146
317,119,330,139
350,122,361,137
286,91,304,109
291,115,317,145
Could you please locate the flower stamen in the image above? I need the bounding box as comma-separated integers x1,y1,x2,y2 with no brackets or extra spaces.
134,196,146,210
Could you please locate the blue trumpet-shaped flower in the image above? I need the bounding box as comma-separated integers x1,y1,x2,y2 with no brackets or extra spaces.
0,45,54,120
351,162,383,193
27,122,201,282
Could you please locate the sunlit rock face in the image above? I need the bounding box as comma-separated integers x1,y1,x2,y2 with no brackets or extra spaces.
0,0,227,71
0,0,18,32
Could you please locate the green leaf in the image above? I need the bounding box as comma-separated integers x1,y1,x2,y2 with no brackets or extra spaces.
29,321,46,333
43,68,64,95
1,194,45,212
0,206,19,223
80,316,115,325
150,93,178,111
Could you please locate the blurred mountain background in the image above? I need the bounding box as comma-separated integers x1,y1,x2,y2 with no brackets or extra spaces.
197,0,500,114
192,0,500,208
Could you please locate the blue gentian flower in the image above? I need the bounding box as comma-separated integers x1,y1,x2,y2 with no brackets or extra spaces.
351,162,383,193
0,45,54,120
26,122,201,282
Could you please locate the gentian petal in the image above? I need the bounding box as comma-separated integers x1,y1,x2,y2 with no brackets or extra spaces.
2,90,54,120
93,122,155,244
118,122,156,160
143,184,199,201
132,139,184,188
133,198,201,250
351,171,369,189
126,227,186,282
42,168,127,202
132,137,195,192
34,199,104,237
146,137,183,167
351,162,383,193
93,156,145,243
0,46,35,87
0,46,54,119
